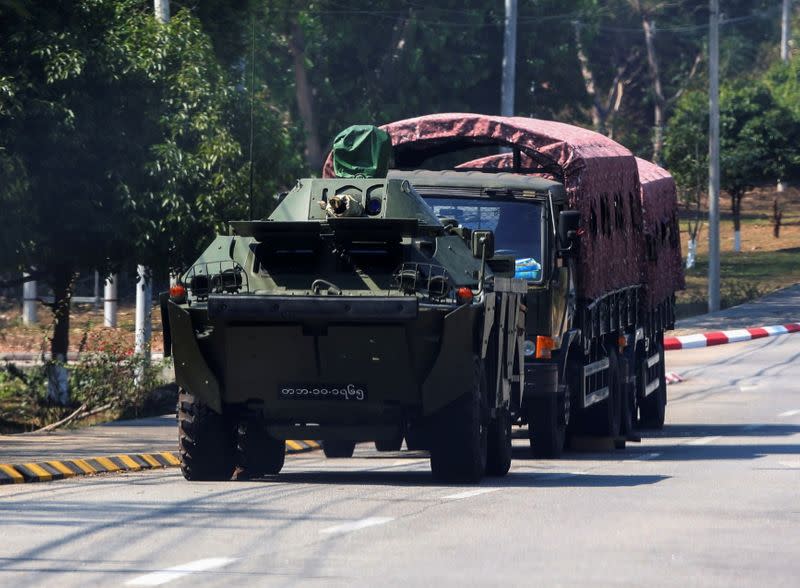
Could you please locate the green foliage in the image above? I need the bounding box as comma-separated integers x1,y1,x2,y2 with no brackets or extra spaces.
665,81,800,197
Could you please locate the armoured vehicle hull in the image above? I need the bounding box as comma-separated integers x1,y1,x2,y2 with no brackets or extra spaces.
164,175,526,483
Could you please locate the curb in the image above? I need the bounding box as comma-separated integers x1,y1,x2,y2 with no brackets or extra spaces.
0,440,321,485
664,323,800,351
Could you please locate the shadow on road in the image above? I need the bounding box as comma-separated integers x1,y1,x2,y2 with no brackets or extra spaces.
645,423,800,438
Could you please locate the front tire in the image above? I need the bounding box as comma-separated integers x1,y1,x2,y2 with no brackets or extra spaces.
178,389,236,481
322,440,356,458
236,421,285,478
430,355,488,483
486,408,512,476
639,340,666,429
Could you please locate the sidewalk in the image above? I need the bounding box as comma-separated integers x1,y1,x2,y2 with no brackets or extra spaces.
0,415,177,464
668,283,800,336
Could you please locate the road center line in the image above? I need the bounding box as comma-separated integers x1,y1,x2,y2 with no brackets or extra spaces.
125,557,237,586
319,517,394,536
778,409,800,418
442,488,500,500
687,436,722,445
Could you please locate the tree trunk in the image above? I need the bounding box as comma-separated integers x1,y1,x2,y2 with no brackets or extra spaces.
48,269,75,405
686,238,696,269
773,196,783,238
573,22,606,134
641,16,666,164
289,19,323,173
731,191,742,253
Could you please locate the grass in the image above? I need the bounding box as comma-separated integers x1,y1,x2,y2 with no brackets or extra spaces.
676,184,800,317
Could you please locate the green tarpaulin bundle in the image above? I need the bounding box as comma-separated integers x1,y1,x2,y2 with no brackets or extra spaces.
332,125,391,178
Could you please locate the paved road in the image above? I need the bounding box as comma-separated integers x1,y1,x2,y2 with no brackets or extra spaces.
2,331,799,586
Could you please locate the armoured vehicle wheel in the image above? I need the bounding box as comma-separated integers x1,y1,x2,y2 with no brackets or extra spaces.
528,395,566,458
375,436,403,452
178,389,237,481
430,355,488,483
583,347,622,438
639,341,666,429
323,440,356,458
236,421,285,477
486,408,512,476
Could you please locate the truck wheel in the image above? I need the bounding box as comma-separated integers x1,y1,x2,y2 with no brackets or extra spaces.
236,421,285,477
528,395,566,458
430,355,488,483
178,389,236,481
619,357,636,436
375,436,403,452
584,348,621,438
486,408,512,476
639,341,666,429
322,440,356,458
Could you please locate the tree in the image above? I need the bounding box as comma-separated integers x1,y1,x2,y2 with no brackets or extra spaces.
0,1,244,366
665,82,800,253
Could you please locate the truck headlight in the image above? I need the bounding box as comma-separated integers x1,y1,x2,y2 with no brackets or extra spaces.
523,339,536,357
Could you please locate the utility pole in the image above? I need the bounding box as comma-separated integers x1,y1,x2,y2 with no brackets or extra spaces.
135,0,170,361
778,1,792,194
782,0,792,61
501,0,518,116
708,0,720,312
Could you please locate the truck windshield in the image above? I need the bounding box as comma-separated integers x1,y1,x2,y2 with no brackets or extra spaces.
424,196,544,275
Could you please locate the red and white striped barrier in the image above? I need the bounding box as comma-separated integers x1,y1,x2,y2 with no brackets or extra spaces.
664,322,800,351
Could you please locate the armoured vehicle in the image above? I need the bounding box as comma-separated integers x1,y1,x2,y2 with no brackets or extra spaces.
163,126,527,483
323,114,684,457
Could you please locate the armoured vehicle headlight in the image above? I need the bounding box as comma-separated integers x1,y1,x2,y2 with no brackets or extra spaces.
523,339,536,357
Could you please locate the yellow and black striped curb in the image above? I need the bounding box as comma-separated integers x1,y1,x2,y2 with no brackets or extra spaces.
0,440,321,485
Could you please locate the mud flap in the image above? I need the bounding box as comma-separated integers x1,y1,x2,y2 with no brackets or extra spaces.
167,301,222,413
421,304,479,416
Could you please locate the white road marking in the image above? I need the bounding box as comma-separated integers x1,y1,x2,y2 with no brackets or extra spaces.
635,452,662,461
319,517,394,536
777,461,800,469
739,385,760,392
125,557,237,586
778,409,800,418
442,488,500,500
687,436,722,445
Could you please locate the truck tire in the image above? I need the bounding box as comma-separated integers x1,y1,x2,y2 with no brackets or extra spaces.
528,395,566,458
619,356,636,436
236,421,285,477
639,341,666,429
322,440,356,458
430,355,488,483
486,408,512,476
583,347,621,438
178,389,237,481
375,436,403,452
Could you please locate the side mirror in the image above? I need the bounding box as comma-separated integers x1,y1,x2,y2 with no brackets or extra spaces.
471,230,495,259
558,210,581,254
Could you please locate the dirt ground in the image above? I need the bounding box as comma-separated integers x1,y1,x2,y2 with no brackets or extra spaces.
0,300,164,355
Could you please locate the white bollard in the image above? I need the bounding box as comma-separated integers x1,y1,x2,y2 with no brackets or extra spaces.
22,273,37,325
104,274,118,328
134,265,152,360
734,230,741,253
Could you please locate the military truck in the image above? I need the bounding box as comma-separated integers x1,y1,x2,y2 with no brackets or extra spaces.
322,114,684,458
162,126,527,483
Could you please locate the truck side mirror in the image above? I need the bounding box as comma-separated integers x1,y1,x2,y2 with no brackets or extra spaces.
558,210,581,254
471,230,495,259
